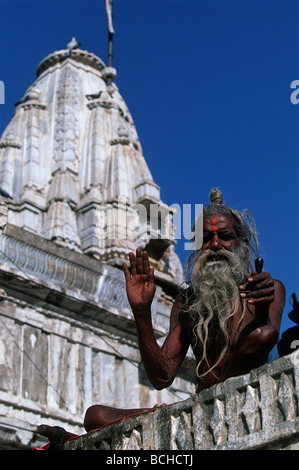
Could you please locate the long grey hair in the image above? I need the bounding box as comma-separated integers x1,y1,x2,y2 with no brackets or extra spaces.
183,188,260,379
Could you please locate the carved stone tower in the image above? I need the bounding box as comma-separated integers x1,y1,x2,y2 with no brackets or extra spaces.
0,41,193,448
1,39,180,266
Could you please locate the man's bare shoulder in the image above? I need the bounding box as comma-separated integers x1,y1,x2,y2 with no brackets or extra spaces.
273,279,286,297
269,278,286,330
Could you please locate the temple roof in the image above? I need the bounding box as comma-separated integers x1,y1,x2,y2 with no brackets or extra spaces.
0,40,183,281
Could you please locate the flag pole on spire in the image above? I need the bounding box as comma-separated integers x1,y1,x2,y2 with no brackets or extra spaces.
106,0,115,67
103,0,117,89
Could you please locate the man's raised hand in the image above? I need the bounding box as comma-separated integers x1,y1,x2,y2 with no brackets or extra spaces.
239,271,275,305
122,249,156,313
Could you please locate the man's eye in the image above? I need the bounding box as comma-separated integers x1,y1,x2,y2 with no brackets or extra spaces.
219,232,234,240
203,233,213,242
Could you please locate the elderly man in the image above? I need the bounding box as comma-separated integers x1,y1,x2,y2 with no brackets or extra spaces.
83,188,285,432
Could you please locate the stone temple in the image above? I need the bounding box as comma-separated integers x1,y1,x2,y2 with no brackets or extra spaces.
0,39,195,449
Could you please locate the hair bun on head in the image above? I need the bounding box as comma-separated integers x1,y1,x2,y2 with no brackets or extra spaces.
210,187,223,205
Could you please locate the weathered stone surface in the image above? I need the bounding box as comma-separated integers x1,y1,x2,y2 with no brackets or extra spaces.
0,224,194,449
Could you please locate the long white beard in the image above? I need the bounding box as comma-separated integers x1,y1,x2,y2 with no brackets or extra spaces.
186,243,251,379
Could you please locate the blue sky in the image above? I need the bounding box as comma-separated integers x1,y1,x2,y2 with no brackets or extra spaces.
0,0,298,334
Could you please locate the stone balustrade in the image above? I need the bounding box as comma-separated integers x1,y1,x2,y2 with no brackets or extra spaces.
64,350,299,450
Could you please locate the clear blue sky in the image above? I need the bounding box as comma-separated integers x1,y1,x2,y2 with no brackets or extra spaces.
0,0,298,334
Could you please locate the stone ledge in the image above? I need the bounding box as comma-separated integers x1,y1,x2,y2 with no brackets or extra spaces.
64,350,299,450
0,224,168,338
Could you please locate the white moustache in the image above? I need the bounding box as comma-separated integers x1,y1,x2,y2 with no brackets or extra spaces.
200,249,235,265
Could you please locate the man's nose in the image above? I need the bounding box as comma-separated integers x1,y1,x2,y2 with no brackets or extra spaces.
210,234,222,250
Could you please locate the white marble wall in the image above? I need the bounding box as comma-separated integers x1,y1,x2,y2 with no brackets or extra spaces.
0,224,193,448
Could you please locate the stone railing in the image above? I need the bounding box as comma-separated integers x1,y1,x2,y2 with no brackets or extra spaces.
64,350,299,450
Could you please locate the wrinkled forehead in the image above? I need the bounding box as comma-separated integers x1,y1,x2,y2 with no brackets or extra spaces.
203,213,238,231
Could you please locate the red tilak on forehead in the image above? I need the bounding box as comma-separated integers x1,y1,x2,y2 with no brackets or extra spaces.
212,218,217,230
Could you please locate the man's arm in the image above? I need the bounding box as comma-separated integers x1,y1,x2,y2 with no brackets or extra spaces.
220,272,286,381
123,249,190,390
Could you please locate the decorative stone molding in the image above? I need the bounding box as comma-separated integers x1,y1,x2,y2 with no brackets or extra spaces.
0,141,21,149
21,103,46,111
64,351,299,450
110,137,131,146
0,224,183,336
36,48,105,78
0,225,128,309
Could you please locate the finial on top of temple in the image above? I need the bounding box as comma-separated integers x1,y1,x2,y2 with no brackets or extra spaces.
102,66,117,92
66,37,81,50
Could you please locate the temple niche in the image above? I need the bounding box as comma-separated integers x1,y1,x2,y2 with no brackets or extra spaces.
0,40,194,449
